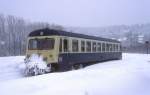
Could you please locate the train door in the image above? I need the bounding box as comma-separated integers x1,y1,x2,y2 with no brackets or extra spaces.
59,38,69,54
59,37,70,71
63,38,69,53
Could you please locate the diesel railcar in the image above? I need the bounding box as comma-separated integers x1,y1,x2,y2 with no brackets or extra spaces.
25,28,122,75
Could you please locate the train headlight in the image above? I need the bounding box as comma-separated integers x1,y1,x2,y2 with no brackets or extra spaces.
49,54,53,58
43,57,47,62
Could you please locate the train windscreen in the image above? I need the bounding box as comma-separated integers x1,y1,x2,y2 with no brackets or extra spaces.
28,38,55,50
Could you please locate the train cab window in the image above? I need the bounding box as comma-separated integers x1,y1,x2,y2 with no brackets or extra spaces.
42,38,55,50
81,41,85,52
28,39,38,50
102,43,105,52
59,38,62,52
86,41,91,52
72,40,79,52
97,43,101,52
92,42,96,52
63,39,69,52
28,38,55,50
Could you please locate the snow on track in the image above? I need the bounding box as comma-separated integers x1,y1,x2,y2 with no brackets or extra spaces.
0,53,150,95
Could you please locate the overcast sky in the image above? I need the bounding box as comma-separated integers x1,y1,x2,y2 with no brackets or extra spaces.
0,0,150,27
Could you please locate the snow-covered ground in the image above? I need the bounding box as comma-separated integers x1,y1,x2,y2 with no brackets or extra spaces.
0,56,25,81
0,53,150,95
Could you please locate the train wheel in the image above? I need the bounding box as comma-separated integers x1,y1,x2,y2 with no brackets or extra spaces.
39,69,45,75
51,66,56,72
71,64,83,70
78,64,83,69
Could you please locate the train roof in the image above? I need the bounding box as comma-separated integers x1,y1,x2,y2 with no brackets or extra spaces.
28,28,120,43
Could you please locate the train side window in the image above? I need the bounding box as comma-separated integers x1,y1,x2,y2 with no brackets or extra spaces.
117,44,119,52
118,44,121,51
109,44,112,52
114,44,116,52
59,38,62,52
92,42,96,52
86,41,91,52
81,41,85,52
72,40,79,52
115,44,118,52
97,43,101,52
120,44,122,52
63,39,69,52
102,43,105,52
106,43,109,52
112,44,115,52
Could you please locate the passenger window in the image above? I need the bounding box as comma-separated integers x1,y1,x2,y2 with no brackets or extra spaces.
97,43,101,52
115,44,118,52
72,40,79,52
102,43,105,52
59,38,62,52
81,41,85,52
109,44,112,52
113,44,115,52
86,41,91,52
106,43,109,52
92,42,96,52
120,44,121,52
118,44,120,51
63,39,69,52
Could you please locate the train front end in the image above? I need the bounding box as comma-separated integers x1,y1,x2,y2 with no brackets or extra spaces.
24,36,59,76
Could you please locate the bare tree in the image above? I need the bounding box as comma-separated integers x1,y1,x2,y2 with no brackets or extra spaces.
0,14,6,56
0,14,64,56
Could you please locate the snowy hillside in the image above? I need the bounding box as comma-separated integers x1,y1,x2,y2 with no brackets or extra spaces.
0,53,150,95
